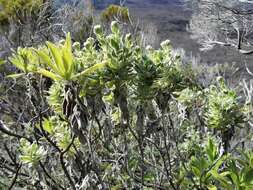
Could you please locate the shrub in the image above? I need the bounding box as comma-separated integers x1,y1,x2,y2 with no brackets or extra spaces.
59,4,94,43
0,21,252,189
101,4,130,23
0,0,44,25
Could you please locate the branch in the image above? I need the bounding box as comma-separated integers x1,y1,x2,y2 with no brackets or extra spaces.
239,49,253,55
37,116,68,189
0,164,28,177
60,136,76,190
8,164,22,190
214,2,253,16
4,144,17,167
39,161,65,190
205,40,253,55
0,120,32,142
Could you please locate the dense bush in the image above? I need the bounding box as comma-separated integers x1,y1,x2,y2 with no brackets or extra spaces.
58,4,94,43
0,21,252,189
0,0,54,56
101,5,130,23
0,0,43,24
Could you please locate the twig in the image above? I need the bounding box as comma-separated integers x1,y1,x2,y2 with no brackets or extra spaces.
0,120,32,142
8,164,22,190
60,136,76,190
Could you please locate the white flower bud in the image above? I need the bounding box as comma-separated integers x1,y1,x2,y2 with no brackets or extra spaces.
146,45,153,51
125,33,131,42
94,25,103,36
72,42,80,50
160,39,171,49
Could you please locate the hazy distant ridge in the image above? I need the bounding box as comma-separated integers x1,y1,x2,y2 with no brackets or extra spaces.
54,0,120,9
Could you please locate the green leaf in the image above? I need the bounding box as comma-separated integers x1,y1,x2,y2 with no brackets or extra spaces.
207,185,217,190
62,34,73,80
37,69,61,81
20,155,32,163
211,171,233,190
9,56,25,72
36,49,59,73
245,169,253,184
72,62,105,79
46,42,65,76
62,33,73,77
206,138,217,162
143,173,155,182
62,33,73,76
6,73,25,79
110,38,120,50
42,118,54,134
0,59,5,65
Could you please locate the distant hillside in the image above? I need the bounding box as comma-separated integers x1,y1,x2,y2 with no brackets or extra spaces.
92,0,120,9
54,0,120,9
53,0,183,9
